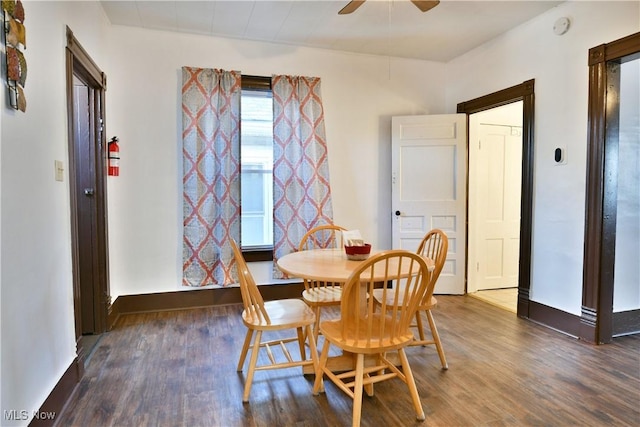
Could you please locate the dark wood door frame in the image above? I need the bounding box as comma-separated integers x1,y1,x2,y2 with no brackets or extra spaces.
66,27,110,373
457,80,535,319
583,32,640,344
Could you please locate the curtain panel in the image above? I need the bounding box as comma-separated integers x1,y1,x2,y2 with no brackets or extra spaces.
182,67,241,287
272,75,334,278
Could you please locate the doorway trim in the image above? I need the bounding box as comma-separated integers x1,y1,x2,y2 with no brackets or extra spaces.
583,32,640,344
457,80,534,318
65,27,110,372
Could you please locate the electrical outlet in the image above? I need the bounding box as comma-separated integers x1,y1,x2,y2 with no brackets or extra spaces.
55,160,64,182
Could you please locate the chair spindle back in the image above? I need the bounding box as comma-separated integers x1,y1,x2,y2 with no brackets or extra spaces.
298,224,346,252
340,250,430,347
230,239,270,325
416,229,448,304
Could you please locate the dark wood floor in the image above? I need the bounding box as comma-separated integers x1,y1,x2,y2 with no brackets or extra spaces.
55,295,640,427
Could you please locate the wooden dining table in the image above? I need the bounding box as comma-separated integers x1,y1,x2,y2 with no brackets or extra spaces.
277,248,434,373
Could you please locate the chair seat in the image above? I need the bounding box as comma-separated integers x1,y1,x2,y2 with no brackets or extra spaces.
302,287,342,306
242,299,315,331
320,317,415,354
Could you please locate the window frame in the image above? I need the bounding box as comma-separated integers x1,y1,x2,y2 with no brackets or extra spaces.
241,75,274,262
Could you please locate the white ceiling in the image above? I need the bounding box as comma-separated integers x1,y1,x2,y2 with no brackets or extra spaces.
99,0,564,62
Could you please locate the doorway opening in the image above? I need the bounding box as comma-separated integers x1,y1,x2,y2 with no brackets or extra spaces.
66,27,110,372
467,102,523,313
458,80,535,319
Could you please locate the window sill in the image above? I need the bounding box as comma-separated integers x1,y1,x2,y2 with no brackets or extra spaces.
242,247,273,262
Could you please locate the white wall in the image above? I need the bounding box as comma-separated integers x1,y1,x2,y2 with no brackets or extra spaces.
0,2,111,425
445,1,640,315
105,26,447,297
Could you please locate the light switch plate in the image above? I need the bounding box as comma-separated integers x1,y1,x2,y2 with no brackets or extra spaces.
55,160,64,181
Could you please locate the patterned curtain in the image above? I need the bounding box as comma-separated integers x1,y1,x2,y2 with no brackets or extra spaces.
182,67,241,287
272,75,334,278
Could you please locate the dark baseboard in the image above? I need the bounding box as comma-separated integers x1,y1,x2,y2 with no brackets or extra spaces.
528,300,581,338
29,358,80,427
110,282,305,318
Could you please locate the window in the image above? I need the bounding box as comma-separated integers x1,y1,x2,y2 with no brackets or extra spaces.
182,69,333,278
241,76,273,252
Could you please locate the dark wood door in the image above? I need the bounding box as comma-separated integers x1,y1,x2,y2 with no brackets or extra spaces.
66,28,110,369
73,76,101,334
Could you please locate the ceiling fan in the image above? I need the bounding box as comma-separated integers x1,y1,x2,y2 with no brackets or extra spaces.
339,0,440,15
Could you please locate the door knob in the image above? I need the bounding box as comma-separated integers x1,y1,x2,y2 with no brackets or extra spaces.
84,188,95,196
395,210,401,216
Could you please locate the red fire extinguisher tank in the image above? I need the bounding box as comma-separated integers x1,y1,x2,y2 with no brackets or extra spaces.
108,136,120,176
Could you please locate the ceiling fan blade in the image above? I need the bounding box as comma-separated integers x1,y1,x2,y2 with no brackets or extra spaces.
339,0,366,15
411,0,440,13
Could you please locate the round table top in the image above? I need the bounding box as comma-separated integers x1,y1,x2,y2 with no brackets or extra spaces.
277,248,433,283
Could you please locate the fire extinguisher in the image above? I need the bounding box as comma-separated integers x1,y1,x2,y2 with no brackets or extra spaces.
108,136,120,176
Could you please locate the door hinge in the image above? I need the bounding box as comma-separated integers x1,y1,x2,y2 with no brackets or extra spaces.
478,140,482,150
476,262,480,272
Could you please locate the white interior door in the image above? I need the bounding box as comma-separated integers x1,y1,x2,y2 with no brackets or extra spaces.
469,124,522,291
391,114,466,295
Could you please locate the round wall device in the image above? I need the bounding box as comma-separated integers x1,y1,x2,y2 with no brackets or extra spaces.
553,17,570,35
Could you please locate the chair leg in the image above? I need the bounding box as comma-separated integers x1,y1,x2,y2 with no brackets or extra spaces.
243,330,262,402
237,328,254,372
398,348,425,421
312,306,322,342
365,354,384,397
352,353,365,427
415,310,426,342
313,338,331,395
426,309,448,370
296,327,307,361
306,324,320,378
364,372,374,397
375,353,387,380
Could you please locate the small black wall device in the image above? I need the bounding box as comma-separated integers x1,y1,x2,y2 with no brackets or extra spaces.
555,147,563,163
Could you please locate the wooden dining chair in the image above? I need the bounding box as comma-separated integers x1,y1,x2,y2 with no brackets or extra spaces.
230,239,319,402
298,224,347,341
312,250,431,427
372,229,449,369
